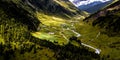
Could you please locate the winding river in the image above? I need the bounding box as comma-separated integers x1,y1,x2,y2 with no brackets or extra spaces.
61,23,101,54
26,0,101,55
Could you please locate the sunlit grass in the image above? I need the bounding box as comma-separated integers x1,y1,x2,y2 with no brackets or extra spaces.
0,0,119,59
36,12,67,26
0,1,102,60
31,31,69,45
0,35,5,45
34,12,79,45
75,19,120,59
34,12,84,46
31,32,57,42
54,0,78,13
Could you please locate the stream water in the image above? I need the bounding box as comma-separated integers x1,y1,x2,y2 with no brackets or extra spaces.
61,22,101,54
27,0,102,54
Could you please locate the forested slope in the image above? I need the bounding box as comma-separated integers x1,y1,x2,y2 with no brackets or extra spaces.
0,0,99,60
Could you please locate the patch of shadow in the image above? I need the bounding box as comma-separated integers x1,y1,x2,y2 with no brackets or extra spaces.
36,40,100,60
0,0,40,31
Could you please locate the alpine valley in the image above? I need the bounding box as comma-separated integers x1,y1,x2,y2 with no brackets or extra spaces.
0,0,120,60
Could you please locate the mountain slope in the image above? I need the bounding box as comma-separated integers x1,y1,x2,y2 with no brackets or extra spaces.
73,1,120,60
25,0,82,17
0,0,40,31
78,0,112,13
69,0,113,13
0,0,100,60
84,0,120,36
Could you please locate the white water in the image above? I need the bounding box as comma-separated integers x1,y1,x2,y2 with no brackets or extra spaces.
61,23,101,54
68,29,101,54
81,43,101,54
66,28,81,37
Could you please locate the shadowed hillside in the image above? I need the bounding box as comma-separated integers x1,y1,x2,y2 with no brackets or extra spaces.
84,0,120,36
0,0,100,60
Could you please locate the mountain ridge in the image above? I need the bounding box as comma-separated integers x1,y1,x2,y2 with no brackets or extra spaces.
78,0,112,13
84,0,120,36
69,0,113,13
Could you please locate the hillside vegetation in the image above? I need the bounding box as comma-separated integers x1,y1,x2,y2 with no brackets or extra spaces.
0,0,100,60
84,0,120,36
83,0,120,59
0,0,120,60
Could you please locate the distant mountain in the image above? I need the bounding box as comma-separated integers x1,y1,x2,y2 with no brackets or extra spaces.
69,0,113,13
78,0,113,13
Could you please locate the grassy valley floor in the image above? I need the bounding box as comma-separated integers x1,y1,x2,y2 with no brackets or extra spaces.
32,11,120,60
0,0,120,59
75,20,120,60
